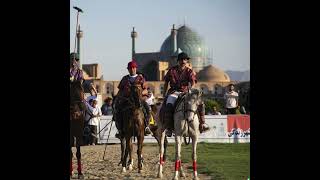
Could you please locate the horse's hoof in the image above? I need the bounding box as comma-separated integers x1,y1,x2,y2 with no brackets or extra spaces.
118,161,122,166
121,167,126,173
180,172,186,178
128,164,133,171
157,173,163,178
78,173,84,179
172,176,179,180
138,169,143,173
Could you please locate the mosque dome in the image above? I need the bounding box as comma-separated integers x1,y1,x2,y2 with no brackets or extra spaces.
160,25,210,72
197,65,230,82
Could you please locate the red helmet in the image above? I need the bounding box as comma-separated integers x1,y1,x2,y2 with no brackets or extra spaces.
127,60,138,69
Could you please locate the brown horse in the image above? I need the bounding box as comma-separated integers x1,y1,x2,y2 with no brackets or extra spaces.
116,85,146,173
115,94,169,172
70,81,85,179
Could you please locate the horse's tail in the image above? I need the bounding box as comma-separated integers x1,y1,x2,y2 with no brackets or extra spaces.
133,124,136,142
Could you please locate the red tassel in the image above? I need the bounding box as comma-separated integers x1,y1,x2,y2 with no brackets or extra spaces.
77,160,82,173
160,156,164,165
175,160,180,171
193,160,197,171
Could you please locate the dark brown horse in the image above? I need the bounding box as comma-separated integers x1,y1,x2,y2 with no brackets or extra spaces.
115,85,145,173
70,81,85,179
115,91,168,172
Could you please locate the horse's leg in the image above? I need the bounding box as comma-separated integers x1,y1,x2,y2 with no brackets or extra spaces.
173,135,182,180
178,136,186,178
127,137,134,171
121,137,129,173
157,129,166,178
70,147,73,177
154,128,168,162
192,136,199,180
137,132,144,173
76,144,84,179
164,136,168,162
118,137,125,166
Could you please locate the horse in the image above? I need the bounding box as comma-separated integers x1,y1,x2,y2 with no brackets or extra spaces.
115,84,146,173
115,98,169,171
157,89,203,180
70,80,85,179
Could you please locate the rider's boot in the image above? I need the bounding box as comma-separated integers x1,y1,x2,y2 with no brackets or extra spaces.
142,101,152,136
198,103,210,133
164,103,174,137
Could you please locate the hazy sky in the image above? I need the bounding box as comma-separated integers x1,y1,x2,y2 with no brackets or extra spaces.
70,0,250,80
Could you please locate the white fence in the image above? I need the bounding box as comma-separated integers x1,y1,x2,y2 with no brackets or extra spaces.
97,115,250,144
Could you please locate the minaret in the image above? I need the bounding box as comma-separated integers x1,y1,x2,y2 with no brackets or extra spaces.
76,24,83,68
131,27,138,59
171,24,177,55
169,24,178,66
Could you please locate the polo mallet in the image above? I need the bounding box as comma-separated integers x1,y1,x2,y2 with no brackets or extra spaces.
97,120,112,135
102,120,114,160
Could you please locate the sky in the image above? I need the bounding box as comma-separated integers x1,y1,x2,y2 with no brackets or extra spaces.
70,0,250,81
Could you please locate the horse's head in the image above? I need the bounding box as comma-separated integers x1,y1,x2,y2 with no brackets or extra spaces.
70,80,84,102
185,88,203,122
130,85,143,108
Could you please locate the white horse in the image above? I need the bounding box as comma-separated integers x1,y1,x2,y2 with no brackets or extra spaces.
157,89,202,180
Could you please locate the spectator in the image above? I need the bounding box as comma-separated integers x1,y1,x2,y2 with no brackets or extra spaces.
85,99,102,145
211,106,221,115
224,84,239,114
101,97,113,115
145,88,155,106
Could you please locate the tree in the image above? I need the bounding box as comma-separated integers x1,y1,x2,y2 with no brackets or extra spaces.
204,99,223,114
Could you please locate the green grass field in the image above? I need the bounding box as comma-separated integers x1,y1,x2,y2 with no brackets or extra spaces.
164,142,250,180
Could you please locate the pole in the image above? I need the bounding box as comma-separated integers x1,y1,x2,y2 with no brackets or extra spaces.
72,6,83,62
73,11,79,61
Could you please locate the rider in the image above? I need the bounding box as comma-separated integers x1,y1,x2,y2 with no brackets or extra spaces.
114,60,152,138
70,52,87,113
162,52,209,137
70,52,84,83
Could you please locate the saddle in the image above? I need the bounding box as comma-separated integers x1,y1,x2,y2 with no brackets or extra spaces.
173,93,187,112
159,92,187,125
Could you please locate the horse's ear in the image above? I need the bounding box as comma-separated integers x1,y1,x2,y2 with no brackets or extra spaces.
199,89,203,96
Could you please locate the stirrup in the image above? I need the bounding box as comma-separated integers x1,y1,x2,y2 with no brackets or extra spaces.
145,127,151,136
115,132,122,139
